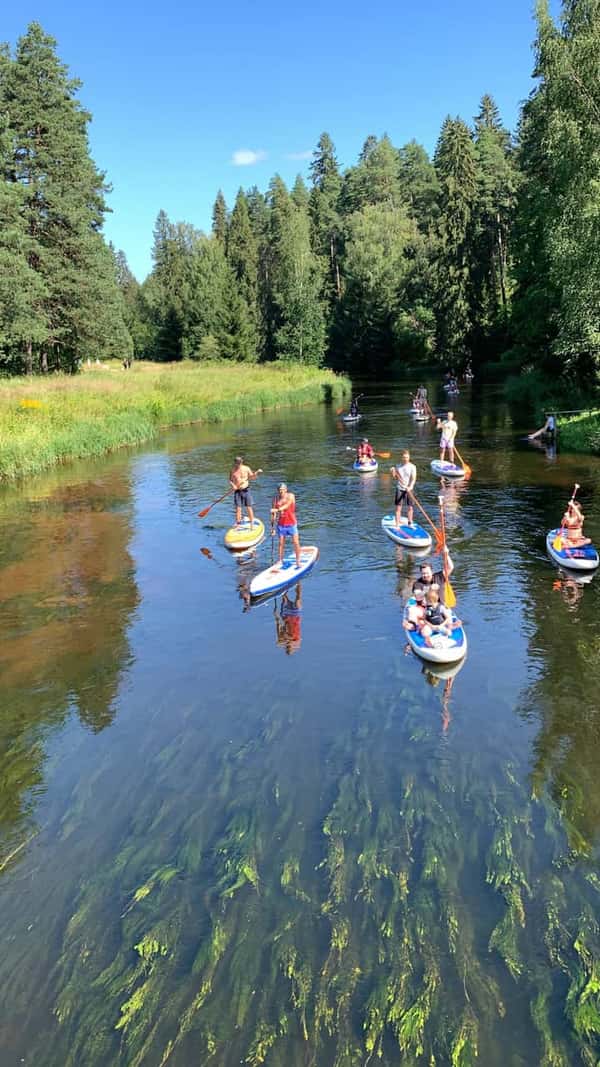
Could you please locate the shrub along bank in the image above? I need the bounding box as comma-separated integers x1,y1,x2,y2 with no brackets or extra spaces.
0,362,350,482
558,410,600,455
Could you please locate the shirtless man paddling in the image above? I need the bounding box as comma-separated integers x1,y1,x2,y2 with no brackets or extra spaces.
391,449,417,527
229,456,262,527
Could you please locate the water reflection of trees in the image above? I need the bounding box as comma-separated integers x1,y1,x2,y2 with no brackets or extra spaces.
0,471,138,867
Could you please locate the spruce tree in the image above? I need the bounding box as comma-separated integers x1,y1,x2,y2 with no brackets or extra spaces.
211,189,228,246
226,189,261,358
434,117,479,359
309,132,342,302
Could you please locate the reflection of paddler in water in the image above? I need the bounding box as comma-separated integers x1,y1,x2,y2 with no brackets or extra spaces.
274,583,302,655
422,658,464,733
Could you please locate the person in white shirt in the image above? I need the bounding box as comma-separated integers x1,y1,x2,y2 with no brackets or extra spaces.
436,411,458,463
391,450,417,527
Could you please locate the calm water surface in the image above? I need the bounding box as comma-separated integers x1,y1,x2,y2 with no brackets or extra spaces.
1,380,600,1066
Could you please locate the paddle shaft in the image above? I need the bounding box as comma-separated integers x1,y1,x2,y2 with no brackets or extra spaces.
438,496,456,608
198,486,234,518
554,483,580,547
407,489,442,543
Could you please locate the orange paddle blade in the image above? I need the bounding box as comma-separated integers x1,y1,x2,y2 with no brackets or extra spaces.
198,507,210,518
336,406,344,415
377,451,391,459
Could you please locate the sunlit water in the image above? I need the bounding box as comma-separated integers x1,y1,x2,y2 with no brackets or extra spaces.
1,379,600,1066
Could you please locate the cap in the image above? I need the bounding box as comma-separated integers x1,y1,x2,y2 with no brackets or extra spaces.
235,455,243,463
278,482,287,491
415,589,425,599
362,437,369,443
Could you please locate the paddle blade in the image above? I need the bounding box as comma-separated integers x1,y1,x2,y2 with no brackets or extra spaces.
200,546,214,560
377,451,391,459
336,406,344,415
198,507,210,518
464,464,472,479
445,580,457,609
552,534,563,550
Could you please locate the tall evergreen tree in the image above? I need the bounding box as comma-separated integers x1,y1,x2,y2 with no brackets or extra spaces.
513,0,600,382
211,189,228,246
309,132,342,302
398,141,440,234
226,189,260,359
434,117,479,359
4,22,129,371
342,135,402,214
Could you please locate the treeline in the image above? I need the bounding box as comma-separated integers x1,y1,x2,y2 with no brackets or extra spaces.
1,2,599,385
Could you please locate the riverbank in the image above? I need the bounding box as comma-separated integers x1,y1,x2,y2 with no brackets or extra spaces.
558,410,600,454
0,362,350,482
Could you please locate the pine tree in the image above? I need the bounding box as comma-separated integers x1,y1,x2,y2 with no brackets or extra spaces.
211,189,228,246
398,141,440,233
342,135,402,214
434,116,479,359
5,22,129,371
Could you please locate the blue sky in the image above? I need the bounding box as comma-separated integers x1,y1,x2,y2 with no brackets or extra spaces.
5,1,557,279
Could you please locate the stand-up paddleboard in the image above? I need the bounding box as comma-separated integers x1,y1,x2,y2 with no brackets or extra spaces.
381,515,432,549
413,412,429,422
224,518,265,551
430,460,466,479
342,413,362,423
546,529,599,572
353,458,378,474
403,600,467,664
250,546,319,598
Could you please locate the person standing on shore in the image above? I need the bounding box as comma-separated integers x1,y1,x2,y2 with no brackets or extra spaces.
391,449,417,527
229,456,262,526
271,483,302,566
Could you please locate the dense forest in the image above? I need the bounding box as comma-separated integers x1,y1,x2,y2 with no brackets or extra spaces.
1,1,599,386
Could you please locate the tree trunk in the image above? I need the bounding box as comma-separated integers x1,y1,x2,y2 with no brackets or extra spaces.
25,341,34,375
496,214,507,314
40,350,48,373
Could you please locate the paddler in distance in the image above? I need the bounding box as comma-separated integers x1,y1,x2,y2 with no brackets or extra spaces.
271,483,302,567
229,455,262,527
436,410,458,464
391,449,417,527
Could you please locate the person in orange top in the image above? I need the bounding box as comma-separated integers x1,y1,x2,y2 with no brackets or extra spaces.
271,483,302,566
357,438,375,463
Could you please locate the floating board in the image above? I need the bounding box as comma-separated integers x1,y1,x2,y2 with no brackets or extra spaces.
403,600,467,664
413,413,429,422
342,413,362,423
430,459,465,479
353,458,378,474
546,529,599,572
224,517,265,550
250,546,319,598
381,515,432,549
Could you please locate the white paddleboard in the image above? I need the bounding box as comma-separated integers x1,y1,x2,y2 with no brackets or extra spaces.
430,460,465,479
381,516,432,549
353,458,378,474
250,546,319,598
403,600,467,664
342,413,362,423
546,529,599,572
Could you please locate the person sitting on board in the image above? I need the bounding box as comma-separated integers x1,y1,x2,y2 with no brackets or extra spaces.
560,499,591,547
357,438,375,463
229,456,263,527
349,396,360,417
391,449,417,527
402,588,427,632
412,551,454,603
436,411,458,464
421,589,457,640
528,413,556,441
271,483,302,567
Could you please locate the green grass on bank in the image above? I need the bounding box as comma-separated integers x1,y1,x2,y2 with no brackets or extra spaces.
0,361,350,482
558,409,600,454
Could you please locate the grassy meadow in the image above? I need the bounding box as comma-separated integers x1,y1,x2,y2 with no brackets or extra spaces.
0,361,350,482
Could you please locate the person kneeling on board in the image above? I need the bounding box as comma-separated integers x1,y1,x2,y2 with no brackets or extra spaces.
357,438,375,463
229,456,262,527
391,449,416,527
271,483,302,567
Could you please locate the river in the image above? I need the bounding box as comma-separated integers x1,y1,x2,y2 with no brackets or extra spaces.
1,378,599,1066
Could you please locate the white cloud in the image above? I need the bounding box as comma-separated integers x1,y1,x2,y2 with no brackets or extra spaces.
231,149,267,166
286,150,312,161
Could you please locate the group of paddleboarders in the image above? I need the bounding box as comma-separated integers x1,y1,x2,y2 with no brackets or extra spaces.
230,458,302,566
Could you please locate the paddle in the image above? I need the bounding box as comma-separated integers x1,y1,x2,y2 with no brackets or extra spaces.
438,495,457,609
552,482,580,550
452,443,472,478
198,486,234,519
406,489,443,545
346,446,391,459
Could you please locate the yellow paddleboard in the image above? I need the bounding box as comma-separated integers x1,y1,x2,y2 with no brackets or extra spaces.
224,517,265,550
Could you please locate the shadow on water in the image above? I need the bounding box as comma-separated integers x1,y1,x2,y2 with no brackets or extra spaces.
0,381,600,1064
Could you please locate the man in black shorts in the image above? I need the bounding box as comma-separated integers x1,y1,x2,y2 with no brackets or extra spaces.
390,449,416,527
229,456,262,526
